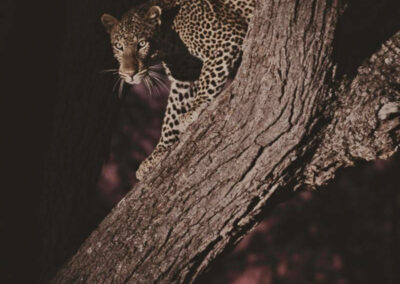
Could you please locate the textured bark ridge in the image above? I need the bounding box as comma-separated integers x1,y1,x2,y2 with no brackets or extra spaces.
52,0,399,283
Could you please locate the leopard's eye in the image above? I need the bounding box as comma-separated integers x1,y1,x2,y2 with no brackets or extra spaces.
138,40,147,48
114,42,123,51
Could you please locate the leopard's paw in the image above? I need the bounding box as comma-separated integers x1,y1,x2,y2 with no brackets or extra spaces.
136,158,151,181
136,147,167,181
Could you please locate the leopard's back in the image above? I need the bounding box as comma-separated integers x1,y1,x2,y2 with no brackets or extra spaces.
172,0,254,60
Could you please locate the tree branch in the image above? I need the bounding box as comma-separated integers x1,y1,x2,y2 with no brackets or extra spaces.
51,0,399,283
305,30,400,187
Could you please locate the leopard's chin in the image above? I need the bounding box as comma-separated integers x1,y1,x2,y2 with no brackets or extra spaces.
124,77,142,85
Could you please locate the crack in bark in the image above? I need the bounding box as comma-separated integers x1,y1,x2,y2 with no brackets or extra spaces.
238,146,264,182
181,236,222,284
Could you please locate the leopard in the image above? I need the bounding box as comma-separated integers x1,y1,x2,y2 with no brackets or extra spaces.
101,0,254,180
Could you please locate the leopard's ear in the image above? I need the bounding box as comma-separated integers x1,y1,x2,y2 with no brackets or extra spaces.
101,14,118,33
146,6,162,25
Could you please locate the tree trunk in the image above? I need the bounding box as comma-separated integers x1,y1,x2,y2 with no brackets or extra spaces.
50,0,400,283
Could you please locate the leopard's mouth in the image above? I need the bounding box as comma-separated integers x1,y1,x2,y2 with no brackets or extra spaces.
120,69,148,85
119,63,168,96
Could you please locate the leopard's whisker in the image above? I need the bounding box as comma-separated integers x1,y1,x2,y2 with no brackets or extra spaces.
112,78,118,92
148,76,155,97
149,64,164,71
148,72,160,90
118,79,125,98
136,69,148,76
149,71,169,91
149,70,168,83
149,75,162,96
151,79,161,97
100,68,118,73
149,69,162,77
113,77,121,92
143,77,152,96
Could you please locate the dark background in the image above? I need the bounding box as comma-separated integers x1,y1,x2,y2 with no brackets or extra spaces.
1,0,399,283
1,0,67,283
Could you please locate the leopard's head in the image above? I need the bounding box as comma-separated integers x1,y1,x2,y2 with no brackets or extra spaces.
101,6,162,85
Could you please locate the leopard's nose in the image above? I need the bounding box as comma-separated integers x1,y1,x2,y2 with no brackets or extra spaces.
120,67,135,77
124,70,135,77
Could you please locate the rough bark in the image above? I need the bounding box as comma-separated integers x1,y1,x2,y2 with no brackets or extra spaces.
51,0,399,283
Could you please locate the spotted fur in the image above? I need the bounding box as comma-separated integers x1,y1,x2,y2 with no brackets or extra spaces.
101,0,254,180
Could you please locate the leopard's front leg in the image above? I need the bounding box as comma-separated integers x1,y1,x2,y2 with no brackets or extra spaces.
136,51,239,180
136,77,193,180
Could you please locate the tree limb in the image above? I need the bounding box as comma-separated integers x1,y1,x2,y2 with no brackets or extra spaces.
305,29,400,187
51,0,399,283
